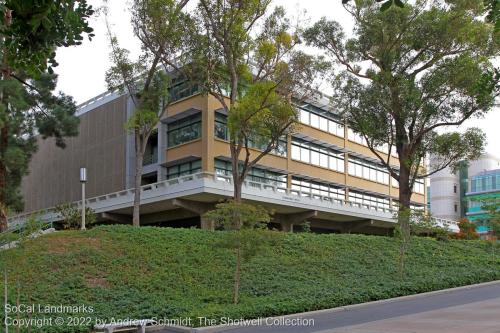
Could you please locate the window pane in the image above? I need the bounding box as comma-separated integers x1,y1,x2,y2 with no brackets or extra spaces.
311,150,319,165
320,153,328,168
319,117,328,131
291,145,300,160
300,109,309,124
348,161,355,175
337,160,344,173
310,113,319,128
300,147,310,163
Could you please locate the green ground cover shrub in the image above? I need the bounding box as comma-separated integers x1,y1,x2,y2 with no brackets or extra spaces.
0,225,498,332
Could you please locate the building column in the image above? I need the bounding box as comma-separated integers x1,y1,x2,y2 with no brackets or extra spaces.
274,210,318,233
158,122,168,181
172,198,215,230
202,96,215,174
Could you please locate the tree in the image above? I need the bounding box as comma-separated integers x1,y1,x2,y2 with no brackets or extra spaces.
104,0,192,227
204,201,279,304
304,0,497,244
189,0,324,205
452,218,480,240
481,198,500,238
0,1,94,232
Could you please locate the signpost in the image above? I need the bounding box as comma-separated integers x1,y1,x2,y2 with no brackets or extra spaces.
80,168,87,230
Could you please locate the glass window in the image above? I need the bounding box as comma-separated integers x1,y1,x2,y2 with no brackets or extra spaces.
167,114,202,147
319,117,328,131
214,113,286,156
296,104,344,138
310,113,319,128
215,159,287,188
291,138,344,172
300,147,310,163
311,150,319,165
291,144,300,160
292,177,345,200
167,159,202,179
300,109,309,124
320,153,329,168
348,156,390,184
349,190,390,211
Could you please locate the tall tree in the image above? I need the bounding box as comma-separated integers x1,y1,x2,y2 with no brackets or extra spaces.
304,0,497,239
0,0,94,232
189,0,324,204
104,0,192,227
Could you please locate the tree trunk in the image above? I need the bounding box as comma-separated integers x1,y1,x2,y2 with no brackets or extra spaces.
0,127,8,232
397,162,412,279
0,9,12,233
132,130,143,227
233,246,241,304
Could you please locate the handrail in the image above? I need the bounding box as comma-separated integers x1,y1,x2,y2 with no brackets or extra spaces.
6,171,458,229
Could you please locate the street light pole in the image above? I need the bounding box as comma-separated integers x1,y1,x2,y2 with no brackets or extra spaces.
80,168,87,230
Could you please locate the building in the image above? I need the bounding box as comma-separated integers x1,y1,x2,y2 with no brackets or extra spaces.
465,169,500,234
430,153,500,233
11,85,435,234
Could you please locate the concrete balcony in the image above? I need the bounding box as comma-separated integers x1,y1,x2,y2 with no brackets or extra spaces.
7,172,459,233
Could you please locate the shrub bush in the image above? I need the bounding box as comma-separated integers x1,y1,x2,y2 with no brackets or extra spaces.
0,225,498,333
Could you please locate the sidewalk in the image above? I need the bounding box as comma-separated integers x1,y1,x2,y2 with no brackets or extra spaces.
328,296,500,333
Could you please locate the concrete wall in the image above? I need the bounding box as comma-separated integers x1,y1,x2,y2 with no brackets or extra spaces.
20,95,129,212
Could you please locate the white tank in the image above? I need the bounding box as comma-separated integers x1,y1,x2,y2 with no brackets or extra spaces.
430,153,500,220
430,158,461,221
467,153,500,178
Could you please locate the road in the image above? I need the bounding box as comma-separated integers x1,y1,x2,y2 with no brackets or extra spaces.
183,281,500,333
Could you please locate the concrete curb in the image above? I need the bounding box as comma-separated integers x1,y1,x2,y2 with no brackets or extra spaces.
149,280,500,333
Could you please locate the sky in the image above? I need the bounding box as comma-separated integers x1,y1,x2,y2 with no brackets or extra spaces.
54,0,499,156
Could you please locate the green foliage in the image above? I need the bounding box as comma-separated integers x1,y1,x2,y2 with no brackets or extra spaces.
0,225,498,332
305,0,497,242
104,0,192,226
189,0,326,200
205,201,271,230
205,201,278,303
481,198,500,238
452,218,480,240
409,210,451,240
55,203,96,230
1,0,94,76
0,1,94,224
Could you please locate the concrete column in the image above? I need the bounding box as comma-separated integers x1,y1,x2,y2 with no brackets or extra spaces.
158,122,168,181
172,198,215,230
274,211,318,233
202,96,215,173
280,220,294,232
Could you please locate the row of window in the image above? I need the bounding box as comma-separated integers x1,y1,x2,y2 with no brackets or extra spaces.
349,190,391,210
167,159,202,179
391,177,425,194
169,78,199,102
348,157,390,185
347,129,398,157
164,159,425,210
298,106,345,137
214,159,288,188
470,174,500,193
167,114,202,147
291,138,345,173
214,113,287,156
291,177,346,200
165,113,425,194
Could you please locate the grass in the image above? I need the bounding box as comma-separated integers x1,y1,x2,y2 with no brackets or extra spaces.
0,225,499,332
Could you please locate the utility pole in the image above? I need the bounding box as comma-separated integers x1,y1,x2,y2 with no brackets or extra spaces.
80,168,87,230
